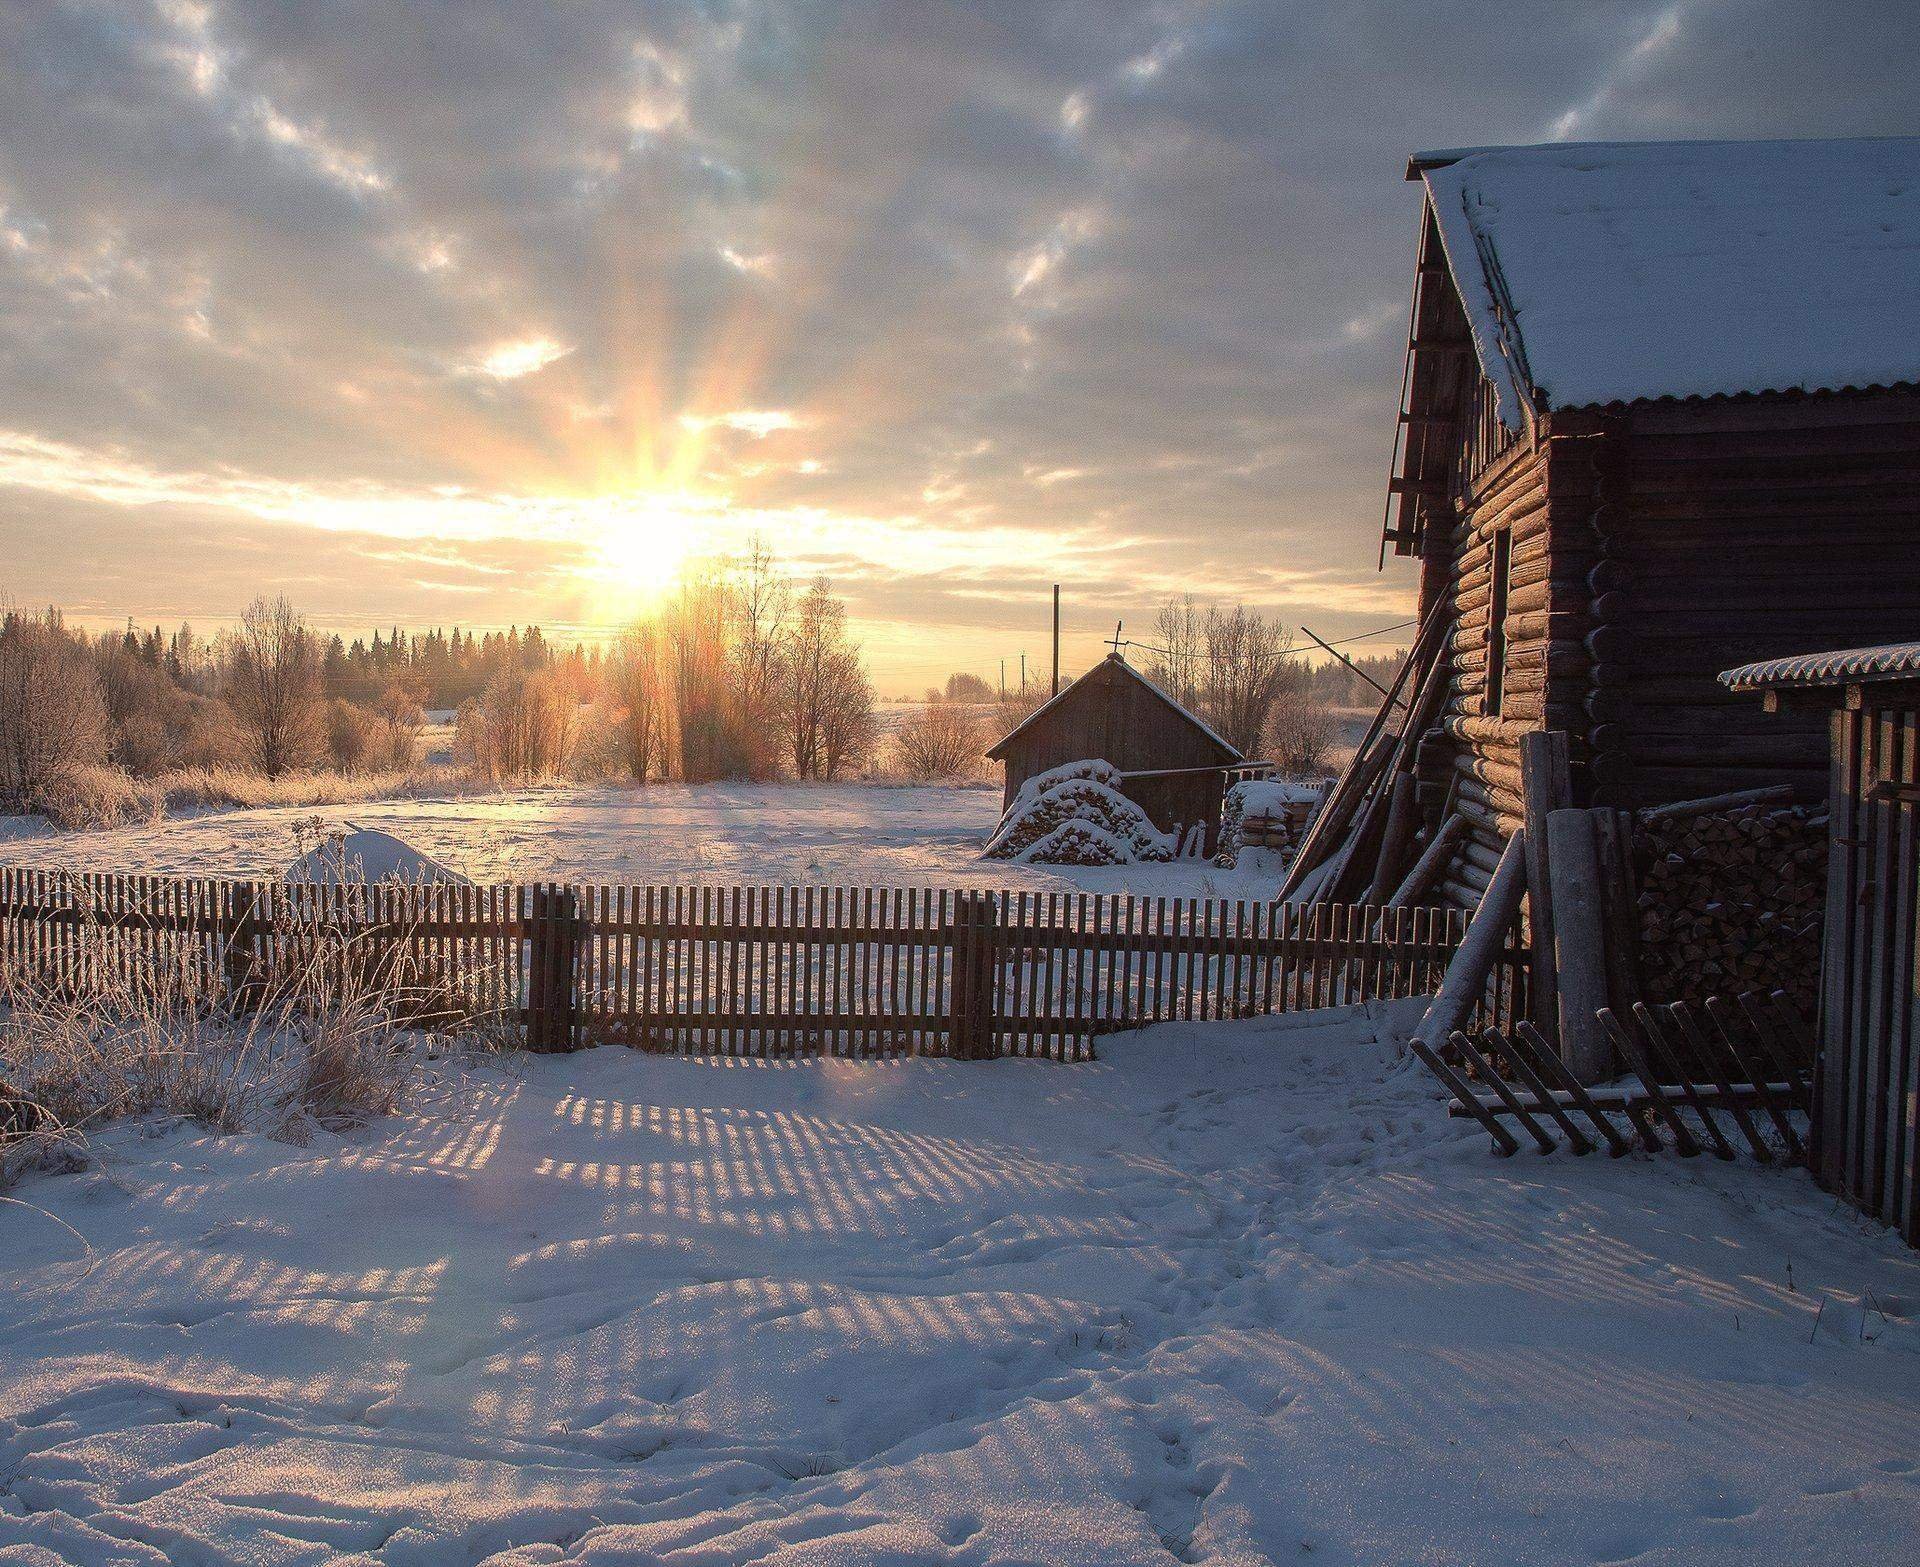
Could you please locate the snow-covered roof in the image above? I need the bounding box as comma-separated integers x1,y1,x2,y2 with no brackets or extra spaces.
1721,642,1920,692
986,655,1241,763
1414,137,1920,428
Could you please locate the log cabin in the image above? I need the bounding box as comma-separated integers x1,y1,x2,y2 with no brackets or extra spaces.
1351,136,1920,911
1722,642,1920,1243
986,654,1243,854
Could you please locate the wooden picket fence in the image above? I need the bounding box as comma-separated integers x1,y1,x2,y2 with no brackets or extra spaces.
0,868,1528,1061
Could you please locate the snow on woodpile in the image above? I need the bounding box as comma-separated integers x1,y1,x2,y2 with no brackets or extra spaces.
286,826,471,886
1219,776,1325,867
984,760,1175,865
1419,137,1920,424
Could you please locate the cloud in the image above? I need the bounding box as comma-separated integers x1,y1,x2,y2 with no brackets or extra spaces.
469,336,573,380
1,0,1916,685
678,409,804,438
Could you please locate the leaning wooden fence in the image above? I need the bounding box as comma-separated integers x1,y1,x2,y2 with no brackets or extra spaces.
0,869,1527,1061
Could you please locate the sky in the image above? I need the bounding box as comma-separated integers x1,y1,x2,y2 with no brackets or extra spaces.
2,1,1915,693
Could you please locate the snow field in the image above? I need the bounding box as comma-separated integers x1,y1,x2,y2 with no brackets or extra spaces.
0,783,1275,898
1,1002,1917,1564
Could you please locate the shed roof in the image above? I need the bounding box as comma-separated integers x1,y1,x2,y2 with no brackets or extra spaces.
985,654,1242,763
1411,137,1920,429
1722,642,1920,693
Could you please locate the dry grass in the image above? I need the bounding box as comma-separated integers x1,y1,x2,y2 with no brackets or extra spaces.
26,762,499,832
0,888,517,1187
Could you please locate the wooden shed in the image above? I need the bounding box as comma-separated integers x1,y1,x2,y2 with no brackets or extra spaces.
1297,137,1920,912
986,655,1242,853
1725,643,1920,1244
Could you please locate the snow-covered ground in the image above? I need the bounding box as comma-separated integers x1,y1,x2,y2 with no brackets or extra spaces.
0,784,1278,897
3,1005,1916,1565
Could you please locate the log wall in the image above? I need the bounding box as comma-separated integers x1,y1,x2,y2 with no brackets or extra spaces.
1414,387,1920,905
1579,392,1920,808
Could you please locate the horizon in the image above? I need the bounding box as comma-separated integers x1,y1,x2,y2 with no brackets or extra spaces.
4,1,1916,694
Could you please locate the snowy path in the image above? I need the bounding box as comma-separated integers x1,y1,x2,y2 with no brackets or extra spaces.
2,1007,1918,1564
0,784,1273,898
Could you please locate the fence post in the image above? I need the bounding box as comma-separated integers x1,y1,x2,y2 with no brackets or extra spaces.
527,884,582,1051
224,880,260,1001
950,891,999,1060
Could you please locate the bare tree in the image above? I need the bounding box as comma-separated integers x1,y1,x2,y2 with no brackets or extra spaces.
778,579,875,779
223,596,321,777
1264,678,1340,775
609,620,671,782
1145,595,1204,709
664,567,740,782
892,692,984,780
1201,604,1293,757
376,674,426,770
943,671,993,703
0,609,110,809
728,535,790,778
457,667,576,782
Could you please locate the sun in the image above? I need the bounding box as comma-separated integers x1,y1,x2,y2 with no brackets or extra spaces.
583,490,706,614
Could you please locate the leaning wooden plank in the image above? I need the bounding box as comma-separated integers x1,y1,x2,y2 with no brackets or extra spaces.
1512,1020,1636,1156
1410,831,1529,1054
1736,990,1815,1113
1387,813,1467,908
1629,1003,1736,1160
1666,1002,1772,1162
1483,1026,1594,1154
1364,774,1421,905
1449,1031,1557,1153
1277,603,1443,900
1410,1036,1521,1156
1598,1007,1696,1156
1705,995,1805,1160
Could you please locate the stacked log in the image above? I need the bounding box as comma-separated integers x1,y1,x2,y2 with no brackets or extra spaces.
1634,799,1825,1014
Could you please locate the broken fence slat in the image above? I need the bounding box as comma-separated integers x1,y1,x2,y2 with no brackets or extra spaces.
1449,1030,1558,1154
1632,1002,1739,1161
1598,1008,1694,1157
1665,1002,1772,1163
1411,1037,1522,1156
1485,1025,1594,1155
1510,1020,1636,1157
1705,996,1804,1159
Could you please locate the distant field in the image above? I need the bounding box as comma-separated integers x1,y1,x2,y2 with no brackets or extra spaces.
0,781,1280,897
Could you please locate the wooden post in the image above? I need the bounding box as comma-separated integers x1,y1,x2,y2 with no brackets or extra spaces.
1590,807,1643,1013
1412,832,1529,1053
950,892,999,1060
1545,807,1610,1083
1519,730,1572,1042
527,884,582,1051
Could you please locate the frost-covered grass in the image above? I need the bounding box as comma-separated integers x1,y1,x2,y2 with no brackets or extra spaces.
0,782,1278,897
1,1002,1916,1564
24,763,496,832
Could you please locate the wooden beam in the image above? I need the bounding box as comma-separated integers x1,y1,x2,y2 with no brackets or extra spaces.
1545,807,1611,1084
1412,832,1529,1053
1519,731,1572,1044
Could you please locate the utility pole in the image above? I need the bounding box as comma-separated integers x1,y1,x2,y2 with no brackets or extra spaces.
1051,584,1061,698
999,658,1005,702
1019,652,1027,697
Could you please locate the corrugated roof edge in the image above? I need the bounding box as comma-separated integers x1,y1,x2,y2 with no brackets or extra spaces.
1556,380,1918,418
1405,132,1920,180
1722,642,1920,692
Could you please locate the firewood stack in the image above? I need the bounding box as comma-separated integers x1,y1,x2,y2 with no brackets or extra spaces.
1634,799,1826,1015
